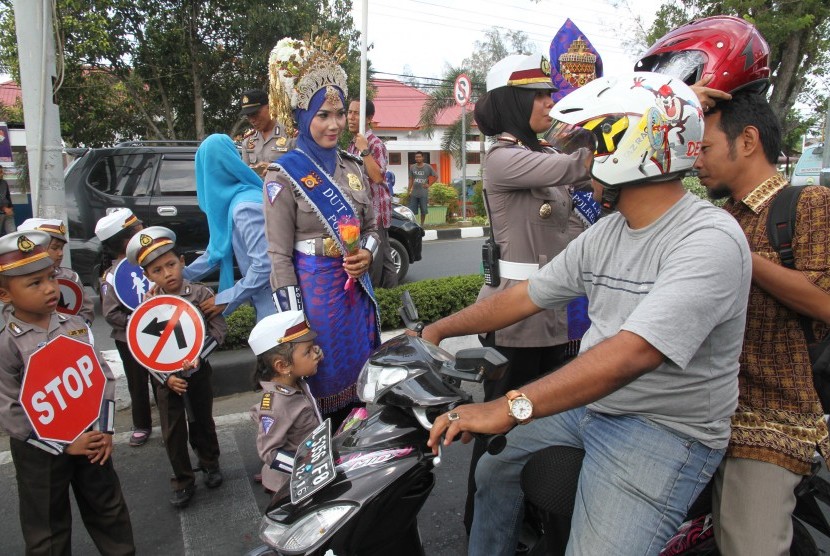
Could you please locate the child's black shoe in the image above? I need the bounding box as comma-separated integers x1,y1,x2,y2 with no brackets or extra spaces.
170,485,196,508
204,468,223,488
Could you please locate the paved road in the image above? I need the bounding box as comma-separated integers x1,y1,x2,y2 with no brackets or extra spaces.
403,237,484,284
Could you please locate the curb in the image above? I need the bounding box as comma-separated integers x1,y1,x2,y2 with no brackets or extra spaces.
423,226,490,241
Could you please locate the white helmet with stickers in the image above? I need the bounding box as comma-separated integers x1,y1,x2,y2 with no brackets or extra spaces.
548,71,703,211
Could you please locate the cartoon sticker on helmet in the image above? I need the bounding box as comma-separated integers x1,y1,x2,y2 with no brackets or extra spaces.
630,76,702,174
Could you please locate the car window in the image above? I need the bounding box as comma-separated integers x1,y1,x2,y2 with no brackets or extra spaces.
157,158,196,196
87,153,155,197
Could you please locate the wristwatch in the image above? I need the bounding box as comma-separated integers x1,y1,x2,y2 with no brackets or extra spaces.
506,390,533,425
359,148,371,157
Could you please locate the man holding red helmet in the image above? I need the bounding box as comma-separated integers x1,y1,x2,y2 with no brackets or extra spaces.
643,16,830,554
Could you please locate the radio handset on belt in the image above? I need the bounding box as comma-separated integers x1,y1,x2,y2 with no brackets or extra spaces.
482,189,501,287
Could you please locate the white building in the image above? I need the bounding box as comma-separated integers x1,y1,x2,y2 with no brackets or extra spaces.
370,78,481,194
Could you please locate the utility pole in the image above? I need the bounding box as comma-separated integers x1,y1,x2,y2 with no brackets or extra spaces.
822,99,830,187
13,0,69,262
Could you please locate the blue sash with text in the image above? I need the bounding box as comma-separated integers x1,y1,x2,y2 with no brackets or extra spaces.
276,149,380,328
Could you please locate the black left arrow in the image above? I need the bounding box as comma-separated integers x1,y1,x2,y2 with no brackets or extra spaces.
142,317,187,349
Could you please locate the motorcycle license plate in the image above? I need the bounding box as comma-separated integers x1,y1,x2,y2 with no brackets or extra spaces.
290,419,335,504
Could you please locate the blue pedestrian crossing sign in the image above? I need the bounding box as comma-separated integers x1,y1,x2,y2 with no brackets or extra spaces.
113,258,152,310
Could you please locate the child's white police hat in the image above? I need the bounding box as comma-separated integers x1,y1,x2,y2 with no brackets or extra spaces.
94,208,142,241
18,218,67,242
0,231,54,276
486,53,556,92
248,311,317,356
126,226,176,268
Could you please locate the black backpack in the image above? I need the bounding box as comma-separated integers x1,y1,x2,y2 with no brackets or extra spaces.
766,185,830,413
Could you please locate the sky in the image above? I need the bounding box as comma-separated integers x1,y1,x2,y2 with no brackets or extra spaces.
351,0,665,83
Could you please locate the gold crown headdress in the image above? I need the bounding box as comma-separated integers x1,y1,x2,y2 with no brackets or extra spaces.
269,34,349,136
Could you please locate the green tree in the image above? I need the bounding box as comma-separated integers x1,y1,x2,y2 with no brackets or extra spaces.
418,27,531,169
640,1,830,153
0,0,360,146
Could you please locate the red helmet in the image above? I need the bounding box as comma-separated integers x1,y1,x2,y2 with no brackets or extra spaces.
635,16,770,94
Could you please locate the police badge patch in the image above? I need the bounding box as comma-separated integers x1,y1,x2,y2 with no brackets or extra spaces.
266,181,284,204
260,415,275,434
347,173,363,191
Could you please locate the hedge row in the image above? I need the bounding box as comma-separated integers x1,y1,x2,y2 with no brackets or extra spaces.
219,274,485,351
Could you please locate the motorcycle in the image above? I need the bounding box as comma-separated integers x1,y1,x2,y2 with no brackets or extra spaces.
246,293,508,556
519,444,830,555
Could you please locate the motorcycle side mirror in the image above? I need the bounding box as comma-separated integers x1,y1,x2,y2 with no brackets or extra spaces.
442,347,508,383
398,290,423,333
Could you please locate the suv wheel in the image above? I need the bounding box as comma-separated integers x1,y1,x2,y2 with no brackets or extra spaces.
389,238,409,283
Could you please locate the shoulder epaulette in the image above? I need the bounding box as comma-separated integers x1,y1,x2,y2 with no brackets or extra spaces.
243,128,256,138
340,149,363,165
267,162,280,171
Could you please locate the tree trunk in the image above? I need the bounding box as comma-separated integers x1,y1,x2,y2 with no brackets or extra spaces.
769,28,804,123
186,3,204,140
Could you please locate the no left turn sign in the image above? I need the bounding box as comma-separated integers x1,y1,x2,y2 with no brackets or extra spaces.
56,277,83,316
127,295,205,373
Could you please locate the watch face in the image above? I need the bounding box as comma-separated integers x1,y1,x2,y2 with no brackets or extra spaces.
511,398,533,421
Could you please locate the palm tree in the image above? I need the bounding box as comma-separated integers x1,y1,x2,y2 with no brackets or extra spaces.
417,66,486,170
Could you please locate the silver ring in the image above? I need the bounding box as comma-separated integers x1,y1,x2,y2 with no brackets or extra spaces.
448,411,460,422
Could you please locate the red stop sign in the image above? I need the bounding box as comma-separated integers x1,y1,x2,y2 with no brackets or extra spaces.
20,335,107,443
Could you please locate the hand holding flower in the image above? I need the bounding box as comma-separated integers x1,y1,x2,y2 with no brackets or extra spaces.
338,216,371,288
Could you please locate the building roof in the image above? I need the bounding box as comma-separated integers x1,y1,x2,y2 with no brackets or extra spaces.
0,80,21,107
371,78,475,130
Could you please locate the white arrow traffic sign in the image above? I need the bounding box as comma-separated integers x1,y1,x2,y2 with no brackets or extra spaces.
127,295,205,373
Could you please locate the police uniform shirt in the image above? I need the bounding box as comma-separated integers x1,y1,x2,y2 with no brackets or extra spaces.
242,124,293,166
56,266,94,324
262,151,378,291
249,379,321,497
101,261,130,342
0,311,116,446
478,135,592,348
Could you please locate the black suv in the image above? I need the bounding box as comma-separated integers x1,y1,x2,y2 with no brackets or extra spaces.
64,141,424,286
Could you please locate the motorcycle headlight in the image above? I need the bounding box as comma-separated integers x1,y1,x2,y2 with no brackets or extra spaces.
259,503,357,554
394,205,416,223
357,363,425,403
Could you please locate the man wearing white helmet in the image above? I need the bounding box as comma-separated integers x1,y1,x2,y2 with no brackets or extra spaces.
424,72,752,554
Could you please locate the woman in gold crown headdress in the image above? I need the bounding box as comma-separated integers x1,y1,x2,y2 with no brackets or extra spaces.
262,37,379,427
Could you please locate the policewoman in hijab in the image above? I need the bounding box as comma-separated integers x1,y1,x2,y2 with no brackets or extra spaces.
262,36,380,427
462,53,592,532
184,133,275,323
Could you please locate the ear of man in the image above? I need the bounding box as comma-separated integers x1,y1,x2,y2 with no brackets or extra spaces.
738,125,764,160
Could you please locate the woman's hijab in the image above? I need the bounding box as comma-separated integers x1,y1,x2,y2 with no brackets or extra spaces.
194,133,263,291
295,86,346,176
474,86,542,151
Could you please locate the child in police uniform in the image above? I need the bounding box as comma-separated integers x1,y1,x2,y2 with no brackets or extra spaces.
96,208,157,448
248,311,323,503
17,217,95,323
126,225,227,508
0,230,135,554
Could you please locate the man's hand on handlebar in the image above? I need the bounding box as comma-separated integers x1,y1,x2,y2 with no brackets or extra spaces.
427,399,516,455
419,323,442,345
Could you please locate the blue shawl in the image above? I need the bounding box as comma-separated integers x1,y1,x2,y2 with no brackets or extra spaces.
194,133,263,291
